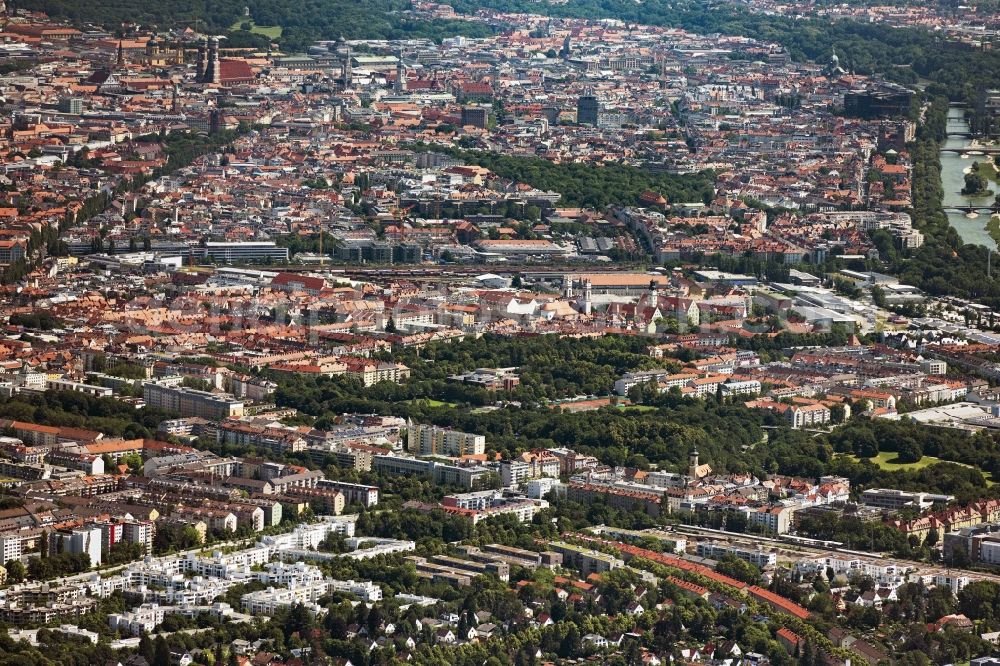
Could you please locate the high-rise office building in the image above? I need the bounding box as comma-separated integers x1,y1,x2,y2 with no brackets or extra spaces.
460,106,489,129
577,94,600,126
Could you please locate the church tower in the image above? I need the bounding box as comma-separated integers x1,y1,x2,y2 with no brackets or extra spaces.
196,38,207,82
581,279,592,316
204,36,221,85
343,41,352,89
688,448,700,480
563,274,574,299
395,49,405,93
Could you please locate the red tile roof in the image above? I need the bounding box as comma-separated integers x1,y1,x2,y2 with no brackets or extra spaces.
219,59,255,83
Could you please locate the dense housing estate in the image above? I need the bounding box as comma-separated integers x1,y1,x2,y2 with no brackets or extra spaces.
0,2,997,666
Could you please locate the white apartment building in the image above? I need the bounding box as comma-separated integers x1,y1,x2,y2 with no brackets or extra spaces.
241,581,330,615
409,424,485,457
696,542,776,568
786,403,831,428
260,515,357,551
143,382,244,420
721,380,762,397
861,488,953,511
500,452,560,488
929,573,972,594
979,538,1000,566
0,532,33,562
343,537,416,559
615,368,679,395
749,505,793,534
794,555,907,586
109,602,235,636
526,477,565,499
256,561,325,587
51,525,103,566
328,579,382,602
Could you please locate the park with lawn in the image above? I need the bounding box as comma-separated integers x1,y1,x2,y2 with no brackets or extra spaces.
230,19,283,38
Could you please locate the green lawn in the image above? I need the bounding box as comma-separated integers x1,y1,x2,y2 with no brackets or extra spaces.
976,158,999,183
230,20,283,38
402,398,456,408
619,404,658,412
847,451,940,471
844,452,994,485
988,214,1000,248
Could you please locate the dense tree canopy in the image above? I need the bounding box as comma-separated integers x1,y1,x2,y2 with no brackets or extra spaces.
12,0,492,52
413,145,717,208
0,391,174,439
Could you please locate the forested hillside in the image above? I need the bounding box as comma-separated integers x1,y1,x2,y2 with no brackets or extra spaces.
10,0,248,33
10,0,492,51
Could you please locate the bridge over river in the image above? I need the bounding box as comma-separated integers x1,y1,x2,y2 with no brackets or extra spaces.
942,204,999,214
940,145,1000,156
942,106,999,249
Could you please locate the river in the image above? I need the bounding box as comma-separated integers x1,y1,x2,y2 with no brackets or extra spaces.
942,106,1000,249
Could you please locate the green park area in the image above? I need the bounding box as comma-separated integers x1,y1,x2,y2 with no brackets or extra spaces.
977,158,999,183
847,451,943,471
402,398,457,408
845,451,995,485
230,19,283,38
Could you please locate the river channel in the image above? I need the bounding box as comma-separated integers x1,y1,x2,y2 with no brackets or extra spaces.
942,106,999,249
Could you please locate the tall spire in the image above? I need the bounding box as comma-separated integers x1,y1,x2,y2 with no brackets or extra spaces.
116,39,125,67
341,37,352,90
394,49,405,94
196,38,207,82
205,36,221,85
